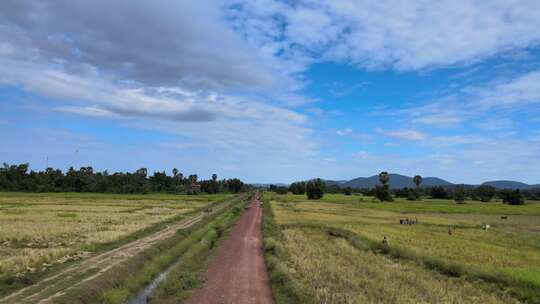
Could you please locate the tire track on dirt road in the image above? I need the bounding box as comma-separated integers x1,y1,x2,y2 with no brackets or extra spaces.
186,196,273,304
0,199,235,304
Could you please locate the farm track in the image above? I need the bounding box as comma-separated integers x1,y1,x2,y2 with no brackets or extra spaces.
186,196,273,304
0,200,234,304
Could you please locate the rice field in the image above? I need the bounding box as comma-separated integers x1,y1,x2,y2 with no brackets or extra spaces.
0,192,231,279
266,193,540,303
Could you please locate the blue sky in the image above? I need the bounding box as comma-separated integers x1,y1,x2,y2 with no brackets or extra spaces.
1,1,540,184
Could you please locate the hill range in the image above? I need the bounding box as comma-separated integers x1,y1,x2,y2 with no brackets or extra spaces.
325,174,540,189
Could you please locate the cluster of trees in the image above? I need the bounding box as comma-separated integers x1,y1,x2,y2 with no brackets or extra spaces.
268,171,535,206
339,172,531,205
269,178,326,200
306,178,325,199
0,163,246,194
427,185,527,205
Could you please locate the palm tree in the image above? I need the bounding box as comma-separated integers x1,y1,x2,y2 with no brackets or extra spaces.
379,171,390,186
172,168,178,177
212,174,217,181
413,175,423,189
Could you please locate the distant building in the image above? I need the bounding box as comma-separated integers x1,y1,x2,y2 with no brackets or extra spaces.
187,182,201,195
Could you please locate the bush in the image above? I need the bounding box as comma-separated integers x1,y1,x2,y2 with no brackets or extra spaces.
430,186,449,199
306,178,325,200
473,185,496,202
289,182,306,195
453,186,466,204
500,189,525,205
275,186,288,195
374,185,393,202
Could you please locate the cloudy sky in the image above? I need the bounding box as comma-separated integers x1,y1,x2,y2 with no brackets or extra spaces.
1,0,540,184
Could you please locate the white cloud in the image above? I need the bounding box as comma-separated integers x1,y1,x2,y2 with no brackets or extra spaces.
475,118,514,131
474,71,540,108
336,128,353,136
384,129,427,141
399,70,540,128
55,106,123,119
230,0,540,70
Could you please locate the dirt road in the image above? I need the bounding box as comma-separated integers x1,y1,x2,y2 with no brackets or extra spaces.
187,197,273,304
0,200,232,304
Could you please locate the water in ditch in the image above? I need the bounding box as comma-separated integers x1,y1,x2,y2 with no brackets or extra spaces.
127,262,177,304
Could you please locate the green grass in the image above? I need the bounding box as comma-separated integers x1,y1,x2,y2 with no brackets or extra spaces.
272,193,540,215
268,193,540,303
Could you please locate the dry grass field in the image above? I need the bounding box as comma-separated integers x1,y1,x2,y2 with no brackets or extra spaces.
0,192,231,280
264,193,540,303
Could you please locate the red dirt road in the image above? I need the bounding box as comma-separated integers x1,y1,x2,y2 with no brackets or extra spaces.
187,197,273,304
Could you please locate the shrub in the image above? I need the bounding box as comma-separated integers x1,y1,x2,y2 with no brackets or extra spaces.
473,185,496,202
306,178,325,200
374,185,393,202
430,186,449,199
500,189,525,205
453,186,466,204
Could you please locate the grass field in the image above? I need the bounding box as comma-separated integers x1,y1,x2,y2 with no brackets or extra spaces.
265,193,540,303
0,192,232,281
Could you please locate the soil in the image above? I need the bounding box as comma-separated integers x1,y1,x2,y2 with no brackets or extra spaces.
0,202,231,304
187,197,273,304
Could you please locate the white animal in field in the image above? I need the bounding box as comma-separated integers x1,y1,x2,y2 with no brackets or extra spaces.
482,224,491,231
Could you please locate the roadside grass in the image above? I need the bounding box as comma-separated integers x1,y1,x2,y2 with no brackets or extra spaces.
0,192,232,297
48,195,248,304
261,197,317,304
147,202,247,303
268,193,540,303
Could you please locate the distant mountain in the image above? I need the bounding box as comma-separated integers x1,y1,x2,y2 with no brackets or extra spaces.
250,183,288,188
253,176,540,190
324,180,348,187
343,174,454,189
482,180,540,189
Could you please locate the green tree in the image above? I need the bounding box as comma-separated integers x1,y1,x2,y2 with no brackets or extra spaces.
474,185,496,202
375,171,393,202
500,189,525,205
289,181,306,195
454,186,466,204
430,186,449,199
306,178,325,200
379,171,390,186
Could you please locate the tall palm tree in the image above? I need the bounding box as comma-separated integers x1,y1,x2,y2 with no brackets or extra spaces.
413,175,423,189
379,171,390,186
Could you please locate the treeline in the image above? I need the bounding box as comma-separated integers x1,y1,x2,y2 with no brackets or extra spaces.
269,178,326,200
269,177,539,205
324,185,536,205
0,163,247,194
